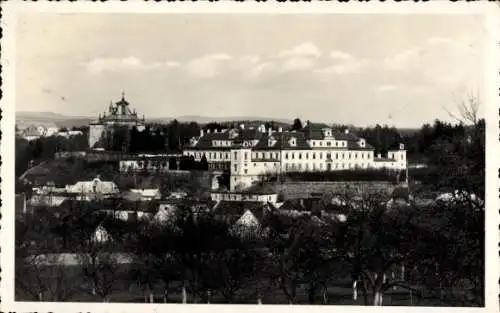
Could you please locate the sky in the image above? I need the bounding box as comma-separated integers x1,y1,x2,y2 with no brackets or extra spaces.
16,13,485,127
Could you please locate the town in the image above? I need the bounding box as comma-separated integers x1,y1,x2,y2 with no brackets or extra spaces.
15,93,485,306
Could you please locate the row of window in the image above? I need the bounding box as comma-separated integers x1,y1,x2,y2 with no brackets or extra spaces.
190,150,404,162
212,140,232,147
284,151,372,161
310,140,348,148
233,161,403,174
285,162,370,171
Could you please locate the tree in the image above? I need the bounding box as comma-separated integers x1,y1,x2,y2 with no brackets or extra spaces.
291,118,303,131
77,232,120,302
15,213,79,301
334,191,423,306
128,222,180,303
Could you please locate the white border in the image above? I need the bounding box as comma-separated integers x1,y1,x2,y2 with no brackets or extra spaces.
2,2,499,313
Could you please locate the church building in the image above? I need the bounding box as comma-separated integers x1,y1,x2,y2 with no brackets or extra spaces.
88,93,146,149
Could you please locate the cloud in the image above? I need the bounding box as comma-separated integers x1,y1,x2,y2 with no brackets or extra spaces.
315,58,369,75
86,57,180,73
245,62,276,79
376,85,398,92
278,42,322,59
383,36,478,74
282,57,316,71
329,50,353,60
186,53,233,79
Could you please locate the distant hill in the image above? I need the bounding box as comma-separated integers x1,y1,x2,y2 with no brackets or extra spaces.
148,115,293,126
16,111,294,129
16,111,93,129
15,111,421,132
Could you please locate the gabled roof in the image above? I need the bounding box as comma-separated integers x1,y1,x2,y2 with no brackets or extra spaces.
279,197,325,212
347,140,375,151
188,129,263,150
213,201,270,224
252,132,311,151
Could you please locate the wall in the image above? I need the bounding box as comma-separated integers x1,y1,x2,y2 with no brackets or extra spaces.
275,181,398,199
88,124,105,148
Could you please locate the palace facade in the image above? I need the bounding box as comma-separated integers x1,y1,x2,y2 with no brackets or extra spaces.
183,122,407,191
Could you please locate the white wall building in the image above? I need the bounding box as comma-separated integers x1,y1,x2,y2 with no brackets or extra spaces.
184,122,407,191
65,176,119,195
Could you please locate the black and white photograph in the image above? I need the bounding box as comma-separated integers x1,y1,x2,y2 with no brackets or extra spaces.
2,2,498,312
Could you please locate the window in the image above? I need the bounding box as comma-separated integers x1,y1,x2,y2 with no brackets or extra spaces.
234,164,238,172
259,152,263,159
244,169,248,174
320,152,323,159
299,153,302,159
348,153,351,159
254,163,256,167
285,153,289,159
312,142,316,146
320,142,323,146
234,152,237,160
313,153,316,159
266,152,270,159
342,153,345,159
292,153,295,159
305,153,309,160
327,141,331,146
298,164,302,170
244,152,248,160
336,153,338,159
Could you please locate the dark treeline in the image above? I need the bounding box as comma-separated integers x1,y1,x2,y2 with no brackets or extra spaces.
15,134,88,177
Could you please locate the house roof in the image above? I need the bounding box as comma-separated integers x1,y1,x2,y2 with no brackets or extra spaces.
129,188,160,197
279,197,325,212
213,201,270,224
239,183,277,195
252,132,311,151
188,129,263,151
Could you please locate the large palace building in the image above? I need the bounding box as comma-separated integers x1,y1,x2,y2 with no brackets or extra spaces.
88,93,145,149
183,122,407,191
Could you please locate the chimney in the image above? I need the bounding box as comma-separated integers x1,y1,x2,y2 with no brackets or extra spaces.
214,129,218,133
268,128,272,136
377,153,381,158
207,129,211,134
278,127,283,132
399,143,405,150
200,129,204,137
240,124,245,130
344,129,349,134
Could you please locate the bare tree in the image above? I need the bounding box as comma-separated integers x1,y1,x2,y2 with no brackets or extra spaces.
444,91,480,126
77,240,120,302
